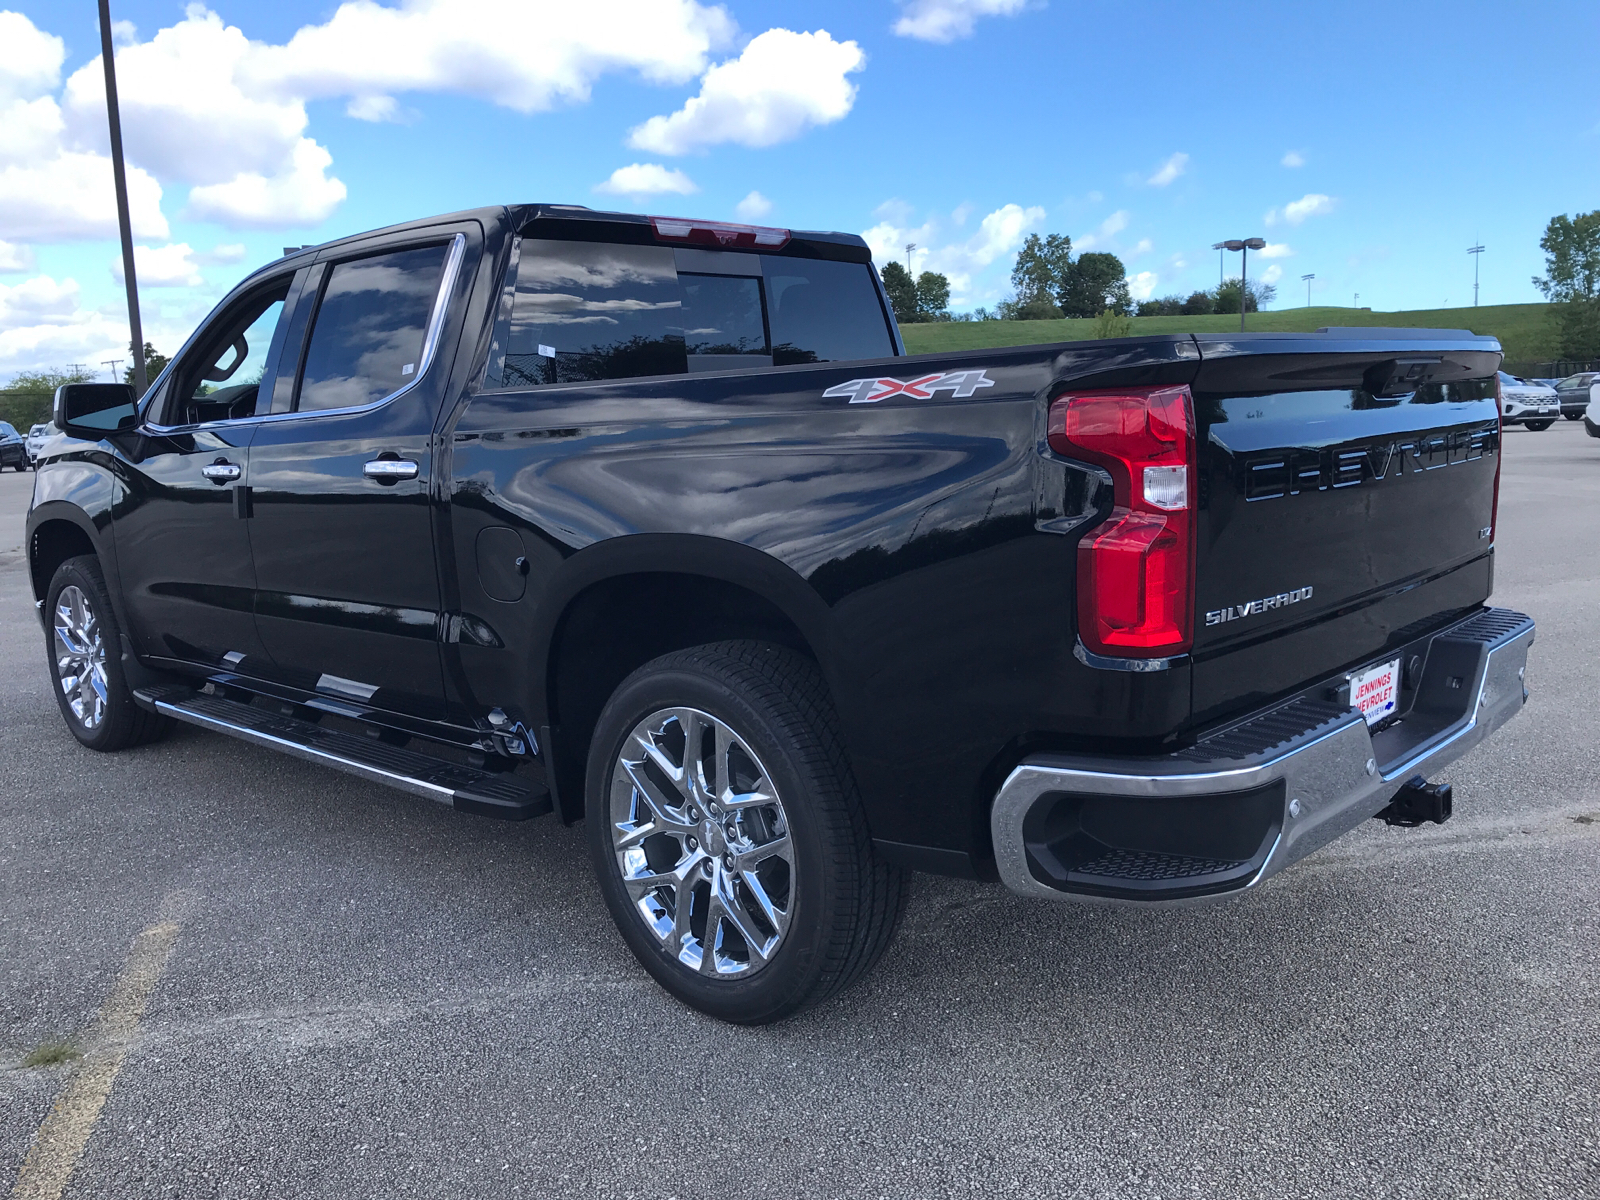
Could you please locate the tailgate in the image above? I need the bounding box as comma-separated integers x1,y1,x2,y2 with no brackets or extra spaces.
1188,330,1502,724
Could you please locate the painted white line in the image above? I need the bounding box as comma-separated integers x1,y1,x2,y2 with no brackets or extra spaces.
10,920,180,1200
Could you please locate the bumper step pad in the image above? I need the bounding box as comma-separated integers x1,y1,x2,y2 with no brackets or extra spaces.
133,685,550,820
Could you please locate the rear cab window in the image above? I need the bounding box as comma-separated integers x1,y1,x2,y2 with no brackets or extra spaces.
485,237,894,389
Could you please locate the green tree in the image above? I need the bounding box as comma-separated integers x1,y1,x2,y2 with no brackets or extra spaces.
1533,211,1600,302
1060,252,1130,318
880,261,919,324
6,365,95,393
1010,233,1071,312
123,341,169,393
1092,309,1133,339
1534,211,1600,359
1181,291,1214,315
1210,277,1276,315
915,270,951,321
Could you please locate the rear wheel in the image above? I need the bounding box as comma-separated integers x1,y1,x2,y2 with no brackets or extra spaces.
44,556,171,751
1525,420,1554,431
587,641,905,1024
1566,412,1583,421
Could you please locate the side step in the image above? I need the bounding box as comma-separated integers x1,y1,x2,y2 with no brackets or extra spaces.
133,685,550,820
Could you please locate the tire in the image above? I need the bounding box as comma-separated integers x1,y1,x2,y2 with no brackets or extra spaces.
1525,420,1554,431
586,641,905,1024
1565,412,1583,421
44,555,171,752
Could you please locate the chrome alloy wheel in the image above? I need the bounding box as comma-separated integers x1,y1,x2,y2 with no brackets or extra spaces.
609,707,794,978
53,584,109,730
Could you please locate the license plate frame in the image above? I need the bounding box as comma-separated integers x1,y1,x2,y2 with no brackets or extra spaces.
1349,657,1402,726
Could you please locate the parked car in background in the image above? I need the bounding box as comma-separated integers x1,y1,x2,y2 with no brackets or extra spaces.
0,421,28,470
1498,372,1558,430
25,422,57,465
1556,372,1599,421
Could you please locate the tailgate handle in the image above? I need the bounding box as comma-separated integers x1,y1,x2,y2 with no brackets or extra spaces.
1364,357,1442,398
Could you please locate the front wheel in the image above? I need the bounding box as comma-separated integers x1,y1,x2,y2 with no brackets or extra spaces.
1525,420,1554,431
1565,412,1584,421
587,641,905,1024
44,556,171,751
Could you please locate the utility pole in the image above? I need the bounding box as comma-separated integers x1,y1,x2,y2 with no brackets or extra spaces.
905,243,916,275
1468,243,1484,307
102,359,123,383
1354,292,1360,308
1302,273,1315,307
99,0,145,394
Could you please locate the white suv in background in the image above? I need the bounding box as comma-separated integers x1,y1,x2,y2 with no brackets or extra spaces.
25,421,56,466
1584,382,1600,441
1498,372,1559,431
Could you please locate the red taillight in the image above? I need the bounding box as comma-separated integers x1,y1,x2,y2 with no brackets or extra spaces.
1048,385,1197,657
649,216,790,250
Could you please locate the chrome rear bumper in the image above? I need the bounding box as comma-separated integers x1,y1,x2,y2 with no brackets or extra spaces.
991,608,1534,905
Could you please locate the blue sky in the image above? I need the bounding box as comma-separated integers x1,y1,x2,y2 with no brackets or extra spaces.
4,0,1597,378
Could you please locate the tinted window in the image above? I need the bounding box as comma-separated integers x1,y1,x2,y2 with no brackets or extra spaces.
298,244,448,412
680,273,768,358
502,240,685,386
765,259,893,366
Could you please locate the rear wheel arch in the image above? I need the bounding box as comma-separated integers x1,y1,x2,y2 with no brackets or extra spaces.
534,538,837,822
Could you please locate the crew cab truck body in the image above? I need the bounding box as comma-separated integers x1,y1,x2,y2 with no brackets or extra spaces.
29,205,1533,1023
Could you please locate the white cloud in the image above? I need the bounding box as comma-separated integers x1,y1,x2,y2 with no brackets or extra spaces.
51,1,737,231
112,244,205,288
735,190,773,220
593,163,698,197
0,10,64,103
892,0,1029,42
1266,193,1335,227
861,201,1043,305
0,240,38,273
1258,264,1283,285
0,13,169,242
1147,152,1188,187
1281,150,1305,168
0,275,128,376
1128,271,1158,301
1075,210,1130,251
251,0,735,113
186,138,347,228
628,29,864,154
1130,238,1153,258
1256,242,1293,258
201,243,247,264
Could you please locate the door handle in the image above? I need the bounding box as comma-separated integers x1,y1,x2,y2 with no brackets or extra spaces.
202,460,241,484
363,458,420,482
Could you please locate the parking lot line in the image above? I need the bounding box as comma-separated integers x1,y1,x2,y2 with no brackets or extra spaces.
10,920,181,1200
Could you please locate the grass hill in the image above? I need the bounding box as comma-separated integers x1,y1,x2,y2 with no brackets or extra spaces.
899,302,1557,367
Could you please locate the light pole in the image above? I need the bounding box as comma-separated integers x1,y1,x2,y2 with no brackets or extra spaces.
1468,243,1484,306
1301,273,1315,307
98,0,145,394
1212,238,1267,332
905,242,916,275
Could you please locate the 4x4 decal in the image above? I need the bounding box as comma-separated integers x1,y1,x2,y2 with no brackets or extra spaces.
823,369,996,405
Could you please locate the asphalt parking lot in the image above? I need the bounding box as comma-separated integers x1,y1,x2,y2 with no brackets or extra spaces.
2,421,1597,1200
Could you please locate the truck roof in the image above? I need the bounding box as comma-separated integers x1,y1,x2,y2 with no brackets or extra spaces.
278,204,873,266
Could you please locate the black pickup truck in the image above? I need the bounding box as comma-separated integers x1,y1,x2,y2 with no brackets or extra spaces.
29,204,1533,1023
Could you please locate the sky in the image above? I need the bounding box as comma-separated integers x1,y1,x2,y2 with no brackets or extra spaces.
3,0,1597,380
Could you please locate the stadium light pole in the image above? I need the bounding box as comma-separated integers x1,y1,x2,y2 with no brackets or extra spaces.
1212,238,1267,332
906,243,916,275
1302,273,1315,307
1468,243,1484,306
98,0,145,394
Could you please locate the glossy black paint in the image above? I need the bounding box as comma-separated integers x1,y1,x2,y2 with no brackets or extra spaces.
25,204,1510,880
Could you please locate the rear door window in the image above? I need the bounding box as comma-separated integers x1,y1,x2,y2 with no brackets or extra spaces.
502,241,685,386
297,243,449,412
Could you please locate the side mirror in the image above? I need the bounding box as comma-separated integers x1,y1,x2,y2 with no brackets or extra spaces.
54,383,139,439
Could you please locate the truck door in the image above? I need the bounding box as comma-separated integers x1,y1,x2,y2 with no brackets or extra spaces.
115,271,299,668
243,230,470,710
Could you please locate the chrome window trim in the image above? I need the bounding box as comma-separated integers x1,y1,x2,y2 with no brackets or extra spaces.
141,233,466,436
